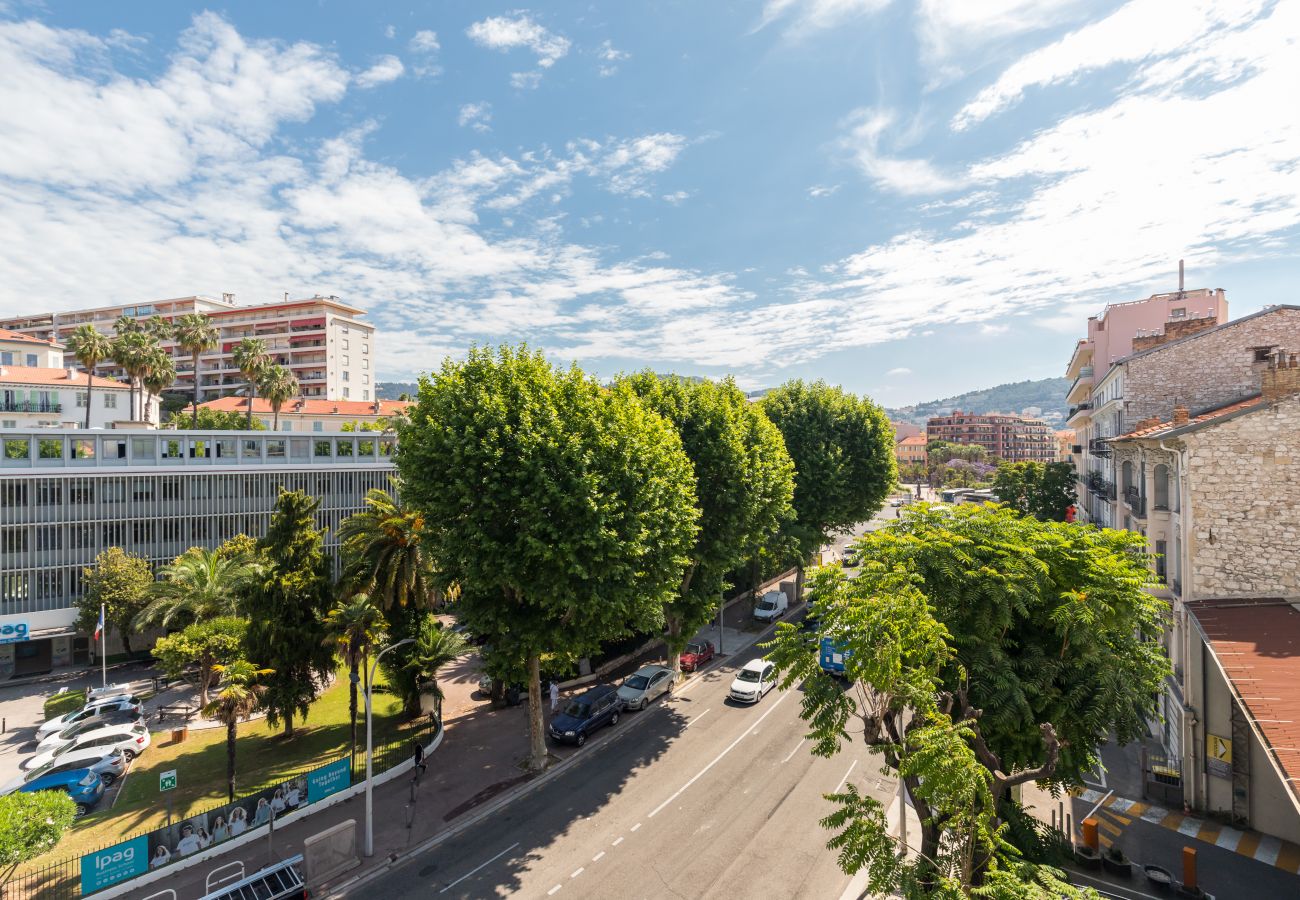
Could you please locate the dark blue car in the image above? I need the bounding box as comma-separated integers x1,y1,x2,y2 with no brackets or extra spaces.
19,767,105,816
548,685,623,747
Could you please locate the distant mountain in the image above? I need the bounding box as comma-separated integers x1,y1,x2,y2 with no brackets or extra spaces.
376,382,418,400
886,377,1071,427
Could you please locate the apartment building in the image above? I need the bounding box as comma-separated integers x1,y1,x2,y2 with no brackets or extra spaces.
0,428,396,679
196,396,412,432
925,411,1055,463
0,294,376,403
1,331,143,429
895,433,928,468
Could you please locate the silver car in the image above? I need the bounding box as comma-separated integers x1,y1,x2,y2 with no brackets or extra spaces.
3,747,127,793
616,665,673,711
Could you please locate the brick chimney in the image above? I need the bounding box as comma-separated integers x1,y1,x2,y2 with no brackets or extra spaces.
1262,351,1300,402
1172,404,1190,426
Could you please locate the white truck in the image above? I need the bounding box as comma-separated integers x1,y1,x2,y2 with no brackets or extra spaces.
752,590,789,623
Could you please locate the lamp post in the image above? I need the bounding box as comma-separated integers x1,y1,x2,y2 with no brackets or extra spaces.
365,637,415,857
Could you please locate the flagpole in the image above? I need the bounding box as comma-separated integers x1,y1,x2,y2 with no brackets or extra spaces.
100,603,107,688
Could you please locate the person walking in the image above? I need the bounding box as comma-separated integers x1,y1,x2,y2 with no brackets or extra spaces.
413,741,427,774
549,680,560,714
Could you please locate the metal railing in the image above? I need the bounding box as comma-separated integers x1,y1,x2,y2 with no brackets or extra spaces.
1124,485,1146,516
1,400,62,413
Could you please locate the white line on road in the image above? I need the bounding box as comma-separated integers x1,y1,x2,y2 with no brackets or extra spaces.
571,867,584,879
686,708,712,728
439,842,519,894
592,852,605,862
612,837,624,846
834,760,858,793
647,689,790,819
547,885,562,896
1081,789,1114,825
782,738,806,764
630,822,641,832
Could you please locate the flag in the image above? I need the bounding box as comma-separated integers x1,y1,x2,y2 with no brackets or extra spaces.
93,607,104,641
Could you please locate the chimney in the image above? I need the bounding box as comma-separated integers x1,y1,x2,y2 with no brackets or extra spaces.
66,367,77,380
372,399,382,414
1172,404,1189,426
1178,258,1185,293
1262,351,1300,402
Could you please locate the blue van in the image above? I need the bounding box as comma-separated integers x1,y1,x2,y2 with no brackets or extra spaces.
819,636,851,679
548,684,624,747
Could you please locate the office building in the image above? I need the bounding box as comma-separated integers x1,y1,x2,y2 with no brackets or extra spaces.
925,411,1055,463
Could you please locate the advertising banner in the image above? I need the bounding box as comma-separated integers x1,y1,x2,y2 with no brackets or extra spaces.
81,835,148,894
306,756,351,804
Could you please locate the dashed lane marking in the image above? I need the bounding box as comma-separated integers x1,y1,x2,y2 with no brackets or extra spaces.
782,738,806,764
612,837,624,846
571,867,584,879
592,852,605,862
631,823,641,832
834,760,858,794
547,885,561,895
686,709,712,728
438,842,519,894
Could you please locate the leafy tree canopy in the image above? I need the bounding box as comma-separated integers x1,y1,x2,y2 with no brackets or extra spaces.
153,617,247,708
165,407,265,430
993,462,1077,522
77,548,154,655
0,791,77,884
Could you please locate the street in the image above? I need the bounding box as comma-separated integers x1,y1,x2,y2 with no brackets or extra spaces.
353,635,893,899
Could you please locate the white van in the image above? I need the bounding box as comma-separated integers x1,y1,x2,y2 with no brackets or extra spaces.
753,590,789,623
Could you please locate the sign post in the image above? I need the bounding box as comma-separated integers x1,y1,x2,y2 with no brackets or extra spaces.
1207,733,1232,779
160,769,177,824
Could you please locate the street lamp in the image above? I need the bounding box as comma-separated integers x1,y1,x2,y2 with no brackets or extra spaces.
365,636,415,858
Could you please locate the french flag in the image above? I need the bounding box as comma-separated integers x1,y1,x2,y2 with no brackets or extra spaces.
93,607,104,641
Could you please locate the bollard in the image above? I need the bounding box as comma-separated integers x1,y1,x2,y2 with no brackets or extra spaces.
1183,846,1197,890
1082,817,1099,851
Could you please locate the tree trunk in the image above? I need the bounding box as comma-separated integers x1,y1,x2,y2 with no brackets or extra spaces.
794,563,806,605
282,710,293,738
226,720,237,802
246,384,256,428
119,630,133,656
84,366,94,429
666,612,683,677
526,653,546,771
191,351,201,427
197,666,210,710
348,655,359,772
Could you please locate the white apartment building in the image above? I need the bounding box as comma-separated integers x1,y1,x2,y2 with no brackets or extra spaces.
0,294,376,403
0,427,396,679
1,330,144,430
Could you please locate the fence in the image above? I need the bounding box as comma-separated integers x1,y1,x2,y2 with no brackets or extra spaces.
3,716,438,900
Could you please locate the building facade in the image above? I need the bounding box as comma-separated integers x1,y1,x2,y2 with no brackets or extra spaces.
0,294,376,403
0,428,396,679
895,433,928,468
196,396,412,432
2,332,143,430
925,411,1055,463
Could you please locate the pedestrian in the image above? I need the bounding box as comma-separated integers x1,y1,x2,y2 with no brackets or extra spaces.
413,741,427,774
549,680,560,714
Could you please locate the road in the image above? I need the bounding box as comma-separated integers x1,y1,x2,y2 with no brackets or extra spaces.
353,632,894,899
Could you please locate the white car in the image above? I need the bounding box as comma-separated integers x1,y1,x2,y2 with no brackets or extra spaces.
729,659,778,704
36,697,143,740
616,665,673,711
753,590,789,623
2,747,128,793
25,723,150,771
36,709,141,753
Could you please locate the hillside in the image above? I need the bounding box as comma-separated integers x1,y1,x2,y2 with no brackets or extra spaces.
376,382,418,400
886,377,1070,426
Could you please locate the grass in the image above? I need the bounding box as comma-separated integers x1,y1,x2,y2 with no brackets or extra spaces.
43,689,87,721
21,668,421,868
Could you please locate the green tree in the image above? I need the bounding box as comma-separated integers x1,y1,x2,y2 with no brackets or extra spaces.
172,313,220,427
140,345,176,426
76,548,153,656
165,406,266,430
202,660,270,802
153,617,246,708
323,594,386,768
0,791,77,889
64,324,113,428
232,338,270,428
134,546,261,631
619,373,795,676
397,345,699,769
111,330,153,421
994,462,1077,522
243,490,335,737
381,611,468,718
257,364,298,431
337,487,439,609
760,380,896,599
765,503,1167,895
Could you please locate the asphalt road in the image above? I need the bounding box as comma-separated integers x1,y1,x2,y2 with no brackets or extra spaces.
354,634,893,899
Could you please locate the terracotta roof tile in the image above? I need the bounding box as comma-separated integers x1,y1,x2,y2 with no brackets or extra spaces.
0,328,53,346
1114,395,1267,440
0,365,127,388
198,396,412,417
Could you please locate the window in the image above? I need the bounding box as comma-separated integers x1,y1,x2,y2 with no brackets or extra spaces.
216,439,236,459
362,374,369,384
362,343,369,354
104,439,126,459
314,440,332,458
336,440,353,457
4,439,29,459
362,359,369,370
25,354,37,367
260,419,271,429
342,339,349,350
266,439,286,458
363,390,369,400
1154,540,1167,580
133,481,153,502
35,527,61,552
342,388,350,398
73,440,95,460
243,439,260,457
38,439,62,460
161,478,182,501
104,393,117,409
342,371,349,382
1,530,26,554
131,437,155,459
342,355,350,366
1154,464,1170,510
1,420,14,429
1170,307,1186,318
1254,347,1274,363
313,421,323,432
281,421,293,432
163,439,183,459
76,392,88,409
1121,459,1133,493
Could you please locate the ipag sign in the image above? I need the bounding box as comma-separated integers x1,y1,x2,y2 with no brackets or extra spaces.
81,835,148,894
0,621,29,645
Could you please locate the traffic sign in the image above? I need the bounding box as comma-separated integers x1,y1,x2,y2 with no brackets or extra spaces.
159,769,177,792
1207,733,1231,779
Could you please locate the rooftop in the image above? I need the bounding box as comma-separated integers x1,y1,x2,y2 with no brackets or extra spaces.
198,396,413,417
0,328,55,347
1113,394,1267,440
0,365,127,388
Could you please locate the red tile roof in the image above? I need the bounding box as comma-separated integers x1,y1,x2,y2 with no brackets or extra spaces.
198,396,412,417
1115,395,1267,440
0,365,127,388
1189,598,1300,806
0,328,53,346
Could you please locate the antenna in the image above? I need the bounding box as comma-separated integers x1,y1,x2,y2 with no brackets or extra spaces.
1178,259,1185,295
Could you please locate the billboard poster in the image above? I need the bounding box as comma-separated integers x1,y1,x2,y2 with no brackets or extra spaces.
306,756,351,804
81,835,148,894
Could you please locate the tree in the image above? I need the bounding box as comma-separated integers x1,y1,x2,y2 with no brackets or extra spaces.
77,548,153,656
765,503,1168,896
0,791,77,890
337,487,439,609
760,380,896,599
232,338,270,429
134,546,261,631
140,345,176,425
243,490,335,737
619,373,795,676
165,407,266,430
202,660,270,802
397,345,699,769
381,611,469,718
172,313,219,427
153,617,246,708
323,594,386,768
258,365,298,431
993,462,1077,522
111,330,153,421
64,325,113,429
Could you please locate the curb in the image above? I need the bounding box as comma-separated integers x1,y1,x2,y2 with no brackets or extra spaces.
319,599,804,898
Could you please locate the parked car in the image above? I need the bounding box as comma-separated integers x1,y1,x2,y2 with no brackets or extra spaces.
4,748,127,795
616,665,673,711
35,709,141,753
729,659,778,704
752,590,789,623
25,722,150,771
679,640,715,673
16,768,104,816
36,696,143,740
548,685,623,746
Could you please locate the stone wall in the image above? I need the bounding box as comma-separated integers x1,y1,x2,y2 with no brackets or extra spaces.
1124,307,1300,424
1184,395,1300,598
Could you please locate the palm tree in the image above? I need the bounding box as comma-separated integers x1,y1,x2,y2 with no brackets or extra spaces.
64,325,113,428
203,660,271,802
323,594,387,770
134,546,262,632
383,613,469,718
140,347,176,425
111,331,151,421
338,487,441,610
258,365,298,431
232,338,270,428
173,313,219,427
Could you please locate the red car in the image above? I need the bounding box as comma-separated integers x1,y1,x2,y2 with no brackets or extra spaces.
679,640,715,673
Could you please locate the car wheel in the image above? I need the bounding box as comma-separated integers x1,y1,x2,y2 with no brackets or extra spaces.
611,712,620,726
123,749,138,760
100,773,116,786
576,732,587,747
74,804,89,818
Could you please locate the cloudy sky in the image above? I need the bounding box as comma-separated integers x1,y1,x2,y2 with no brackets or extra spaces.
1,1,1297,404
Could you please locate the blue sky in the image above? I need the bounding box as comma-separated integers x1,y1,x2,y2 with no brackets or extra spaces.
1,1,1297,405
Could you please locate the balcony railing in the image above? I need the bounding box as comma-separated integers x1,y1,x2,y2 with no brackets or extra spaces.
1124,485,1146,517
1087,471,1117,500
1089,437,1112,456
1,400,62,413
1068,402,1093,419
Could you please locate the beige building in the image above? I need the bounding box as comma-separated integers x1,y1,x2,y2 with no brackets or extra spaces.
0,294,376,403
1,331,142,429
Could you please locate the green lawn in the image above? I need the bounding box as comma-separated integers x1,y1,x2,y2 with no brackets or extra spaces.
23,668,421,868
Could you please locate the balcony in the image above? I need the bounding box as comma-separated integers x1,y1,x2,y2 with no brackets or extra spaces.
1087,471,1117,500
1124,485,1146,517
1089,437,1112,457
1067,402,1093,422
1,400,62,414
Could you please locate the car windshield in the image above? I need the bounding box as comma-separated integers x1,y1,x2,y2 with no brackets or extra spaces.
564,702,592,718
737,669,762,683
685,643,705,655
757,600,776,611
624,675,649,690
23,762,57,784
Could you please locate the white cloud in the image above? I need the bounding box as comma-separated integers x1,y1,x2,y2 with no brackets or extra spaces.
915,0,1092,68
355,54,404,89
410,30,440,53
383,25,396,40
509,70,542,90
887,366,913,376
841,108,968,194
661,190,690,205
978,323,1010,337
467,13,569,87
808,184,839,198
458,102,492,133
756,0,891,34
596,39,628,77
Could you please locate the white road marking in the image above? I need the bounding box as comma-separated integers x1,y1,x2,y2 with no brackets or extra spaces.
1081,789,1113,824
571,867,584,879
834,760,858,793
686,708,712,728
438,842,519,894
630,822,641,832
592,852,605,862
782,738,806,764
612,837,624,846
547,885,562,896
647,688,791,818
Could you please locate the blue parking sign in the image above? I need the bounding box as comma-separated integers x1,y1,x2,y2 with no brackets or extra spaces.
81,835,148,894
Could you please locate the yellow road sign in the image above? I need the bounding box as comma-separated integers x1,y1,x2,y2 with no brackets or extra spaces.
1207,733,1231,764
